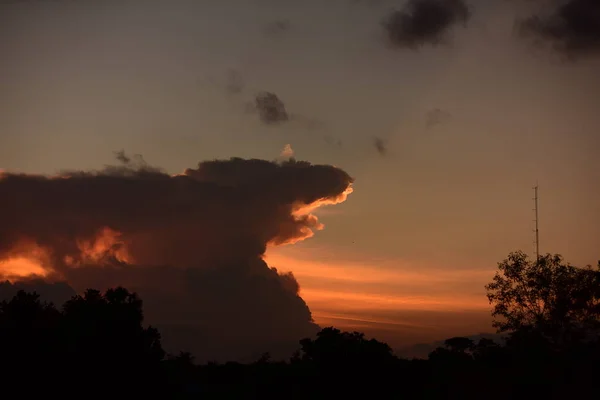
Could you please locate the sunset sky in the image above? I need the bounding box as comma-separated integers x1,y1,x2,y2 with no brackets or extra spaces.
1,0,599,356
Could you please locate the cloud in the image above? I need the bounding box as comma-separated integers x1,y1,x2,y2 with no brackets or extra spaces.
382,0,471,49
518,0,600,60
280,144,295,159
230,83,325,135
255,91,289,124
245,90,330,140
0,154,354,361
114,150,131,164
373,136,387,156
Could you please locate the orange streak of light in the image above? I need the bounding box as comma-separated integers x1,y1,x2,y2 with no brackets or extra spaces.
265,251,492,286
300,288,487,312
271,185,354,247
292,185,354,218
312,312,432,329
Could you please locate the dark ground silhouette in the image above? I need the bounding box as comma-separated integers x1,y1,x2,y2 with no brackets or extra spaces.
1,251,599,399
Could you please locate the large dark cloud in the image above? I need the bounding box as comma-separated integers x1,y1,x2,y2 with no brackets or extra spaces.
382,0,471,49
0,155,354,361
518,0,600,60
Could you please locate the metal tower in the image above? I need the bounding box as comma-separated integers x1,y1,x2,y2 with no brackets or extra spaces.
533,184,540,261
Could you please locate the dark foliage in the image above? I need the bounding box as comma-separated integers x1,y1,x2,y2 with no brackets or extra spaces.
0,287,166,397
486,251,600,347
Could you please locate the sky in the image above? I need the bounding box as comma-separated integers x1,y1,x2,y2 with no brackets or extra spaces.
1,0,599,359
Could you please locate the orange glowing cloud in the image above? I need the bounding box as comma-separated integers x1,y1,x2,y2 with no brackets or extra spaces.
67,227,131,267
292,185,354,218
0,227,134,279
0,240,51,280
0,257,48,279
270,185,354,247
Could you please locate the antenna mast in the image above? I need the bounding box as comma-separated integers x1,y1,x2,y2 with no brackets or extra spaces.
533,184,540,261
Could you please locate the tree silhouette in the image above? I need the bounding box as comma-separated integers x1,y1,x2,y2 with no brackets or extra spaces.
472,337,504,363
485,251,600,346
298,327,395,367
61,287,165,394
443,336,475,353
0,290,63,390
428,337,474,364
296,327,399,396
0,287,168,396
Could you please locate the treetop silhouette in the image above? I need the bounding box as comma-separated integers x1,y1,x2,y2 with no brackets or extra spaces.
485,251,600,346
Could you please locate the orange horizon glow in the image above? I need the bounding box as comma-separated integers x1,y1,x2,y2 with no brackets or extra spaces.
266,251,492,286
265,247,492,332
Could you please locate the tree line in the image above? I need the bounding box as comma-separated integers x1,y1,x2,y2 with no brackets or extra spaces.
1,251,599,399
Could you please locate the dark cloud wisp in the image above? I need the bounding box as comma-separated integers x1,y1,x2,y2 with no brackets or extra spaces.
373,136,387,156
0,154,354,361
382,0,471,49
518,0,600,60
255,91,289,124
